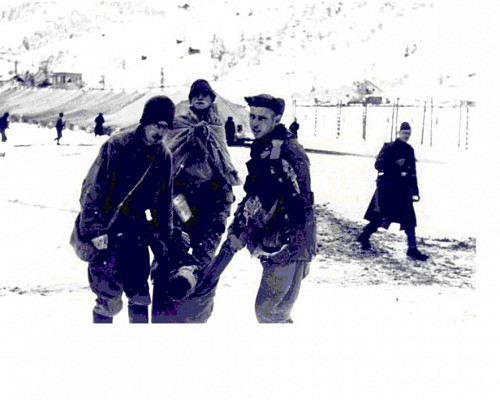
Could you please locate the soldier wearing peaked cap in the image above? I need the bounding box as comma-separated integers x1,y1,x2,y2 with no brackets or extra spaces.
358,122,429,261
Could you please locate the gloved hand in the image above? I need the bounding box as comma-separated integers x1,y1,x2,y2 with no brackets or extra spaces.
167,265,199,300
412,195,420,202
193,123,209,140
227,233,245,252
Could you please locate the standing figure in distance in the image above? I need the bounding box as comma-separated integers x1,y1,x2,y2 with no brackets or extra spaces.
94,112,105,136
357,122,429,261
54,112,66,145
216,94,316,323
0,112,10,142
152,79,241,323
289,118,299,139
224,116,237,146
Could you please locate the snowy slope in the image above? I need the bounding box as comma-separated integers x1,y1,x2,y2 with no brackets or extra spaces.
0,0,478,102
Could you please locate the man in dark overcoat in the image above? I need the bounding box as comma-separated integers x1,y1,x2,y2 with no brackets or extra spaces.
54,112,65,145
224,116,236,146
77,96,189,323
358,122,428,261
94,112,105,136
222,94,317,323
0,112,10,142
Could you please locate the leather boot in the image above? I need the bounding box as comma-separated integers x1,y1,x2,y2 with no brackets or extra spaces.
128,304,149,323
93,311,113,323
406,247,429,261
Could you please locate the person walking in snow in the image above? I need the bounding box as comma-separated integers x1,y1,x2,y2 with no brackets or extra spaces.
357,122,429,261
151,79,241,323
205,94,316,323
94,112,105,136
224,116,237,146
289,118,299,139
75,96,194,323
54,112,65,145
0,112,10,142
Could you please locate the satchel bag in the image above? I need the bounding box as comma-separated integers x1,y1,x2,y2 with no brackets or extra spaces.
70,212,101,262
70,160,155,262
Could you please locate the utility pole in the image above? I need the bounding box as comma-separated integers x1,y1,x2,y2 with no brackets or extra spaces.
160,67,164,91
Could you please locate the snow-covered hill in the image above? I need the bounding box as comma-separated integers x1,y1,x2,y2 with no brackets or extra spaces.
0,0,478,103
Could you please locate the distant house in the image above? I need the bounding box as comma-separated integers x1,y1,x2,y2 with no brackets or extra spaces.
348,80,388,104
51,72,83,89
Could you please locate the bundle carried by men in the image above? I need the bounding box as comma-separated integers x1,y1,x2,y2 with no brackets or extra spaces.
165,104,241,186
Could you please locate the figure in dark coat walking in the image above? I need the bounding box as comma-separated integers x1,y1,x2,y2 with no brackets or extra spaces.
94,113,105,136
358,122,429,261
289,118,299,139
224,116,237,146
0,112,10,142
54,112,65,145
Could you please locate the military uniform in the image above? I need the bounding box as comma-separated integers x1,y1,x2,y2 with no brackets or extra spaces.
359,122,428,261
77,96,179,323
229,122,316,323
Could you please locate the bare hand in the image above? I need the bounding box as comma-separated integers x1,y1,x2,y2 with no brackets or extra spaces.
91,234,108,250
228,234,245,251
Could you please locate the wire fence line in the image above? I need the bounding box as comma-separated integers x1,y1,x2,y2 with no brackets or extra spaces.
292,99,475,150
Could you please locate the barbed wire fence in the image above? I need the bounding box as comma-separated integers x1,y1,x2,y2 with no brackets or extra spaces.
293,98,474,150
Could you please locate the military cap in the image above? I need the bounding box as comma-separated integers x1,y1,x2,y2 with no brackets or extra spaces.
244,94,285,116
400,122,412,131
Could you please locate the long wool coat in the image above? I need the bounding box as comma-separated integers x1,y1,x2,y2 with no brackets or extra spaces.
364,139,420,230
78,127,175,252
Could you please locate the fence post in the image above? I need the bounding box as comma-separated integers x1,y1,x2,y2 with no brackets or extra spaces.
458,101,463,148
394,97,400,133
362,102,367,140
390,99,396,141
429,97,434,147
336,98,341,138
314,98,318,136
465,103,469,150
421,100,427,145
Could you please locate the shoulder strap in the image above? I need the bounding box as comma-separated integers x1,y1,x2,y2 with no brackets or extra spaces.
105,160,155,231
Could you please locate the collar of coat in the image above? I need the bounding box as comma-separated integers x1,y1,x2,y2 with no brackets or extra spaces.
250,123,290,160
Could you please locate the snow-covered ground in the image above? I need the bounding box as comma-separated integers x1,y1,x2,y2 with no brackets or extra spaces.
0,123,494,400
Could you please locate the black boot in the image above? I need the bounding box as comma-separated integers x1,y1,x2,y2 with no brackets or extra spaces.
128,304,149,323
406,247,429,261
93,311,113,323
357,221,380,250
357,232,372,250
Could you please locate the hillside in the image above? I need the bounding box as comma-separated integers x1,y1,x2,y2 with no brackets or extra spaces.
0,0,479,104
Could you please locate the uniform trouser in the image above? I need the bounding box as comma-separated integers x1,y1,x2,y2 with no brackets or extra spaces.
255,260,309,323
362,218,417,248
88,236,151,321
151,284,215,323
